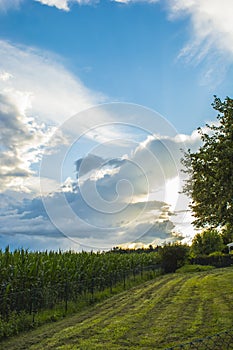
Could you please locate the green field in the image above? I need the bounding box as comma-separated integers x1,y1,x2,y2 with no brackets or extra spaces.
2,267,233,350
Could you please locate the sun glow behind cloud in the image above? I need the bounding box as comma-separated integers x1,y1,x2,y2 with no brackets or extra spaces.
165,176,179,211
0,72,199,251
36,103,199,250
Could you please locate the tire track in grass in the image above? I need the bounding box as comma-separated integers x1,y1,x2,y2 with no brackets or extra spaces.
160,269,233,348
86,276,189,348
128,269,233,349
129,275,192,348
157,274,211,347
15,275,175,350
47,275,178,349
28,275,180,349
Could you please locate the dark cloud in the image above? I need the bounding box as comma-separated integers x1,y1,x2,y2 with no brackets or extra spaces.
75,154,104,177
134,220,176,243
0,186,178,248
75,154,128,179
15,197,49,220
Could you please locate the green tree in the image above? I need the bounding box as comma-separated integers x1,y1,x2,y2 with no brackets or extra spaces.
182,96,233,231
220,223,233,245
191,229,224,256
158,243,190,273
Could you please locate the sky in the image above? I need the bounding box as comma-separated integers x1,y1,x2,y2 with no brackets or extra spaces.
0,0,233,251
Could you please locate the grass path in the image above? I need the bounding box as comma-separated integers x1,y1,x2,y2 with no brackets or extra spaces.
2,267,233,349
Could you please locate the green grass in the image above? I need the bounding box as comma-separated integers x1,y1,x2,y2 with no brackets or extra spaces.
0,270,160,339
176,264,215,273
2,267,233,350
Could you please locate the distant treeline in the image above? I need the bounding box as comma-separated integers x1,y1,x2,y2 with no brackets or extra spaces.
110,245,159,254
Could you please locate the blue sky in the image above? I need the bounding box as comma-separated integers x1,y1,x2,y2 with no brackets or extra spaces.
0,0,232,251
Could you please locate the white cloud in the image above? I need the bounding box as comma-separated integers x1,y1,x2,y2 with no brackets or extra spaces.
0,40,105,193
34,0,97,11
0,0,95,12
34,0,70,11
32,0,233,71
0,71,13,81
0,40,104,125
166,0,233,67
0,0,159,12
0,92,65,192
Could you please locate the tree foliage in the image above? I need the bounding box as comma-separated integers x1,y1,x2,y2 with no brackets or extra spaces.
182,96,233,231
191,229,224,257
158,243,190,273
220,223,233,245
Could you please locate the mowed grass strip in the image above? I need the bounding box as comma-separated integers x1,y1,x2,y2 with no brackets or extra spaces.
2,267,233,350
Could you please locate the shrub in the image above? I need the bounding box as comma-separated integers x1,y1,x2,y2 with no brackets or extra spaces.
158,243,190,273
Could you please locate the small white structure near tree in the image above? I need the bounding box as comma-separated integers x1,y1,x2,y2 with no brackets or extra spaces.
226,242,233,253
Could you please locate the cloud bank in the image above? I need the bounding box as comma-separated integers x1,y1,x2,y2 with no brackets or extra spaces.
0,71,201,251
0,92,68,192
1,97,199,251
0,39,106,194
37,104,200,251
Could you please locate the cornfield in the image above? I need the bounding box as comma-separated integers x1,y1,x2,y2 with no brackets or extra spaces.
0,246,160,337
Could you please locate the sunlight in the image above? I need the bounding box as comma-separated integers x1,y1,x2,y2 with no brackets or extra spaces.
165,176,180,211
